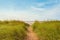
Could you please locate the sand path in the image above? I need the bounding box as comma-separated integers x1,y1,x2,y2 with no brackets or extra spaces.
26,26,39,40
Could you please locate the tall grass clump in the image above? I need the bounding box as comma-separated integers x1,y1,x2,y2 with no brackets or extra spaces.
32,21,60,40
0,20,29,40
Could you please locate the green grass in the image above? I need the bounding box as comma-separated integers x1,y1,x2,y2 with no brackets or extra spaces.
0,20,29,40
0,20,60,40
32,21,60,40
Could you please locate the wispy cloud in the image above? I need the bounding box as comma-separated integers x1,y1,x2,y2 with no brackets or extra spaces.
30,1,60,20
0,0,60,21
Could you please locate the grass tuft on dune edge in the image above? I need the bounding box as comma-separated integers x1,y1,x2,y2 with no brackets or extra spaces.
0,20,29,40
32,21,60,40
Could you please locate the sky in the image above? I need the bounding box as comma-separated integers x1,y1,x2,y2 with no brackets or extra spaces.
0,0,60,21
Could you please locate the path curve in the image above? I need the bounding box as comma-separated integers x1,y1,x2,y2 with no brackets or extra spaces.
26,26,39,40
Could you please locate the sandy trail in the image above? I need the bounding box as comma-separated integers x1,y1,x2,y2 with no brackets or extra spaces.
26,26,39,40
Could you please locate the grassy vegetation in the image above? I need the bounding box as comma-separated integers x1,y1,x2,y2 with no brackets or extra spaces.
0,20,29,40
32,21,60,40
0,20,60,40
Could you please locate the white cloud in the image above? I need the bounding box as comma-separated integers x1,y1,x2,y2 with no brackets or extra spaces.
0,9,40,21
0,0,60,21
31,6,45,11
30,4,60,21
0,4,60,21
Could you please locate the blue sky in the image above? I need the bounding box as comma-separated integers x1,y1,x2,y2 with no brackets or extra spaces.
0,0,60,21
